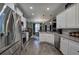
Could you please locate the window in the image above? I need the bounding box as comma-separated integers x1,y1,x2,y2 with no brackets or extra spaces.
35,24,40,32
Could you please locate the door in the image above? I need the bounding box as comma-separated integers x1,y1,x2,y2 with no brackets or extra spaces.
68,40,79,55
57,13,62,28
57,11,66,28
45,25,47,32
35,23,40,36
60,37,69,55
33,23,35,33
54,35,60,49
75,4,79,28
66,5,76,28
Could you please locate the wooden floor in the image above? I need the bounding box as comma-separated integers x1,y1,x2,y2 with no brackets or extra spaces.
21,39,62,55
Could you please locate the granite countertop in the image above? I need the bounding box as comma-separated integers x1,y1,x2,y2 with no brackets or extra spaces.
39,32,54,34
54,32,79,43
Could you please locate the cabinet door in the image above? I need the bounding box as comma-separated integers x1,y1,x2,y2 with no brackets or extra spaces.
68,40,79,55
57,14,62,28
75,4,79,28
60,37,69,55
57,12,66,28
57,4,79,28
66,5,76,28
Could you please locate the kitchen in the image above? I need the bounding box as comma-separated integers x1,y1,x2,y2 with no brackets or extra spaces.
0,3,79,55
1,1,79,59
39,3,79,55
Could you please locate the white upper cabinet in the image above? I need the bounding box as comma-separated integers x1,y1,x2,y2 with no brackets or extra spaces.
56,4,79,28
57,11,66,28
66,4,76,28
57,13,62,28
75,4,79,27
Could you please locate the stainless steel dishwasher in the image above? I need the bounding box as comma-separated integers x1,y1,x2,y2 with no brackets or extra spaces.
54,34,60,50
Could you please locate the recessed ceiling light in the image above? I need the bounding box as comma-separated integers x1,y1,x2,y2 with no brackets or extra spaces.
32,13,34,15
29,6,33,9
47,8,50,11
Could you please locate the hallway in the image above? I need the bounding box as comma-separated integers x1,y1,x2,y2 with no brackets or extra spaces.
21,38,62,55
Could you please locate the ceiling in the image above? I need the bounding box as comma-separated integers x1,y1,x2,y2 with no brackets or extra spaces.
17,3,66,23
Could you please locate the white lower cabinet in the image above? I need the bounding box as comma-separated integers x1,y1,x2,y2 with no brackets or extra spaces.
60,37,79,55
40,32,54,45
68,40,79,55
60,37,69,55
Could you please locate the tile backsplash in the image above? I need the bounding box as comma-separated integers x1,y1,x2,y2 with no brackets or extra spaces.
62,29,79,35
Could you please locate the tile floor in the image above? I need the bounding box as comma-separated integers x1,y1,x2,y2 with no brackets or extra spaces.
21,39,62,55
